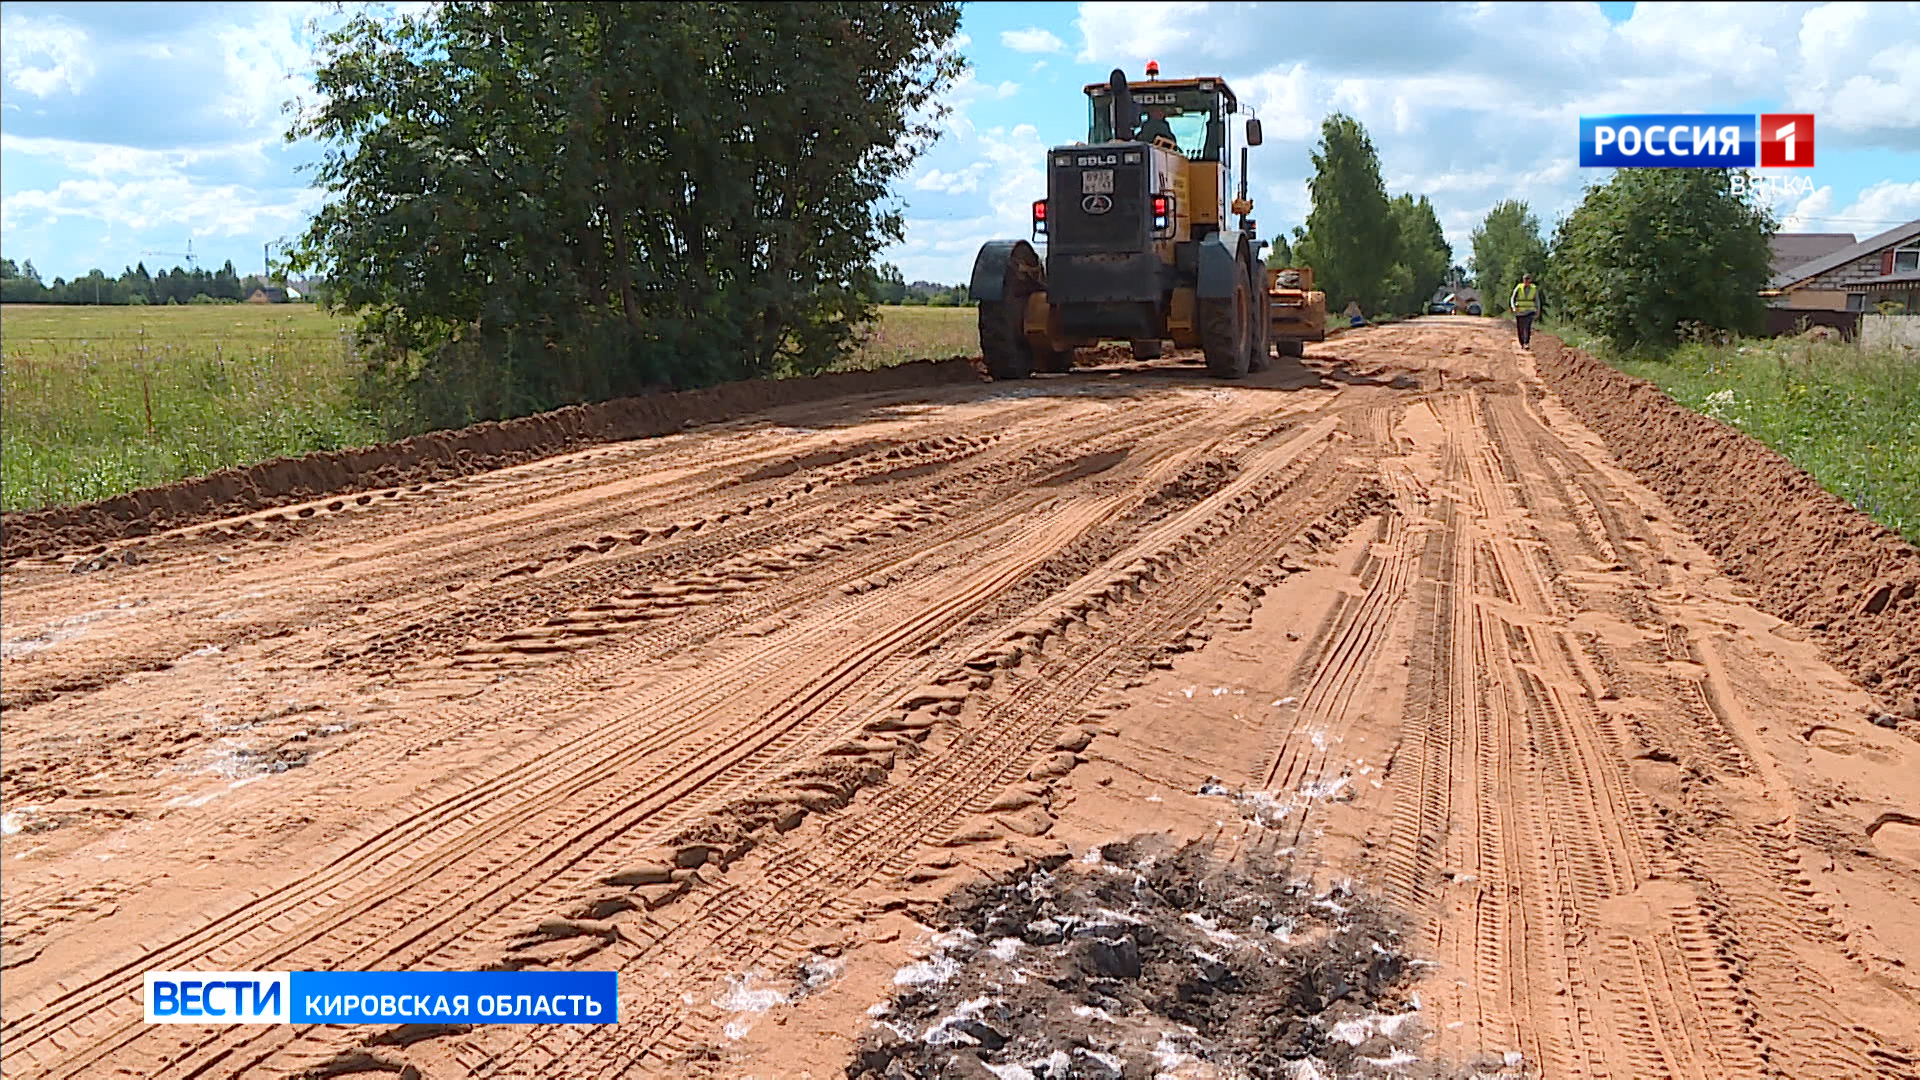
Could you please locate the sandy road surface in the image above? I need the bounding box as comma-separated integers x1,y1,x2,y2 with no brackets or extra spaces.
3,319,1916,1078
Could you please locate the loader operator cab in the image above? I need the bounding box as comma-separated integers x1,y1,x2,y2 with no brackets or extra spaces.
1086,83,1230,162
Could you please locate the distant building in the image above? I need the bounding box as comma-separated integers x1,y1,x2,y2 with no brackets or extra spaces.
1768,232,1854,278
246,286,289,304
1762,220,1920,336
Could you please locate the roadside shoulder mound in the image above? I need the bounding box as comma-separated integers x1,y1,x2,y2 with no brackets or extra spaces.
1535,333,1920,716
0,358,983,564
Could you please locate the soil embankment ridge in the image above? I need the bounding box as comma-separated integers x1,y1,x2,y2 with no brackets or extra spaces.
1535,332,1920,717
0,358,982,563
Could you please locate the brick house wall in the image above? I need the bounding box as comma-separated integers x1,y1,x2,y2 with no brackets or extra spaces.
1802,251,1900,291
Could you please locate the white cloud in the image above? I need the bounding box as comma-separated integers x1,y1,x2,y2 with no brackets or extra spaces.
1,133,275,179
1234,65,1316,143
1836,180,1920,230
1792,3,1920,147
0,129,314,269
215,11,315,129
1780,184,1838,231
885,117,1050,284
914,163,992,195
1074,3,1206,64
0,13,96,97
1614,2,1803,91
920,70,1025,141
1002,27,1066,54
0,176,321,239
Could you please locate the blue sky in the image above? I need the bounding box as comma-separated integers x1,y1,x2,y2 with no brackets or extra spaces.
4,1,1918,286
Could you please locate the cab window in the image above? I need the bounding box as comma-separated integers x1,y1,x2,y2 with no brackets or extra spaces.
1087,89,1226,161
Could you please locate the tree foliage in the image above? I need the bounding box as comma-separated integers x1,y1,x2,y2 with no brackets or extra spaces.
1290,115,1443,314
1264,232,1293,269
863,262,909,305
1471,200,1548,318
289,1,962,429
1298,114,1397,312
1547,169,1773,355
1386,194,1451,315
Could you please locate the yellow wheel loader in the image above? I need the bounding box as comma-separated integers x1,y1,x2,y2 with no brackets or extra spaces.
1266,265,1327,357
969,67,1268,380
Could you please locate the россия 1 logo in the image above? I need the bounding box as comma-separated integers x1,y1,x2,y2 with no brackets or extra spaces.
1579,114,1813,168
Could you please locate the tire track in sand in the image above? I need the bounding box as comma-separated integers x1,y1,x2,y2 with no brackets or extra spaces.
1372,336,1915,1080
7,386,1344,1068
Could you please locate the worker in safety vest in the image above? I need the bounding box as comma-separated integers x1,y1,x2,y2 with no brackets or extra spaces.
1510,273,1541,347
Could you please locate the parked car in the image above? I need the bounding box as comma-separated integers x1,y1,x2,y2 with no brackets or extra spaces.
1466,301,1483,315
1424,299,1456,315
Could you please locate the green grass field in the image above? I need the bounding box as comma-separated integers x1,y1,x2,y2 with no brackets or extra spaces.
2,304,379,512
841,305,976,371
1,304,979,513
1554,323,1920,544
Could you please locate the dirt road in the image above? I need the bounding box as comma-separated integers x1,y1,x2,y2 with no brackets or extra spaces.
3,319,1916,1078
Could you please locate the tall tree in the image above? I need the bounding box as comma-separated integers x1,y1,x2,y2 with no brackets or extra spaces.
128,262,155,304
1471,200,1548,317
1264,232,1293,268
1300,113,1396,312
291,1,962,428
215,260,243,301
1,259,47,303
1387,193,1450,314
864,262,908,305
1549,169,1772,355
163,266,191,305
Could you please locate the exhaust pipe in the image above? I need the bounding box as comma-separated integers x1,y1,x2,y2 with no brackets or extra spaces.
1109,69,1134,142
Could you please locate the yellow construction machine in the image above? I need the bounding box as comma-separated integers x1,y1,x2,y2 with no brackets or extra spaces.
969,65,1269,379
1266,265,1326,357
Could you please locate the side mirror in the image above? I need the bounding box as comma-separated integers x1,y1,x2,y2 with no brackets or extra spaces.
1245,118,1264,147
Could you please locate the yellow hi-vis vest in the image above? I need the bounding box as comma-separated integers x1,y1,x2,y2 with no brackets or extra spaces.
1511,282,1539,314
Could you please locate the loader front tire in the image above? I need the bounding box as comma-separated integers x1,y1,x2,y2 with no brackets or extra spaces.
1249,281,1272,373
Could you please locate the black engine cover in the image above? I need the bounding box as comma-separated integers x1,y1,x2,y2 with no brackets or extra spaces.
1047,142,1148,255
1045,142,1168,307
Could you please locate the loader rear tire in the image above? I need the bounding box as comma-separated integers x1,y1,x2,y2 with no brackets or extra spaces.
977,245,1066,380
979,304,1033,381
1200,269,1253,380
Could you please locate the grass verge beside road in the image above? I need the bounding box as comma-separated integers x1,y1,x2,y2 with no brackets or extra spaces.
2,304,979,513
1553,322,1919,544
